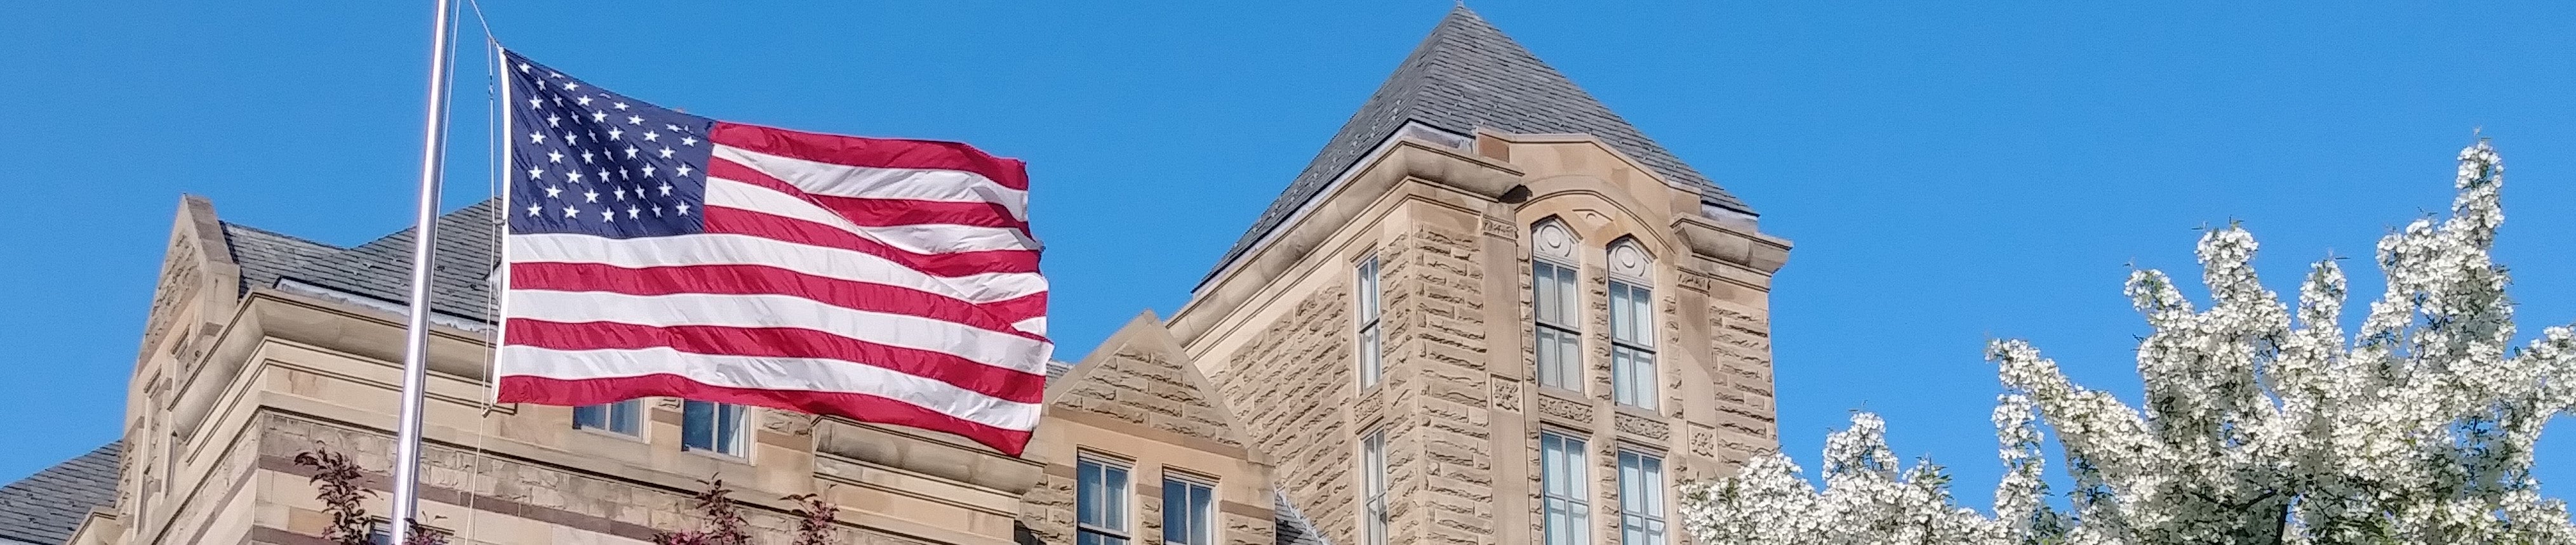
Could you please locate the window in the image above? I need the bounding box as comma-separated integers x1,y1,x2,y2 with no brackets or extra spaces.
1161,475,1215,545
1618,450,1667,545
1533,259,1581,390
1540,431,1591,545
572,398,643,436
681,400,746,456
1609,279,1655,409
1361,430,1389,545
1356,255,1384,389
1078,457,1133,545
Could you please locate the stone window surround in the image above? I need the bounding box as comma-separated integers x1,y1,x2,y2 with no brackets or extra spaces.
679,400,751,461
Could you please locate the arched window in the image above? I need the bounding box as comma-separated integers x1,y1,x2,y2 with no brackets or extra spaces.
1530,219,1581,390
1606,239,1656,410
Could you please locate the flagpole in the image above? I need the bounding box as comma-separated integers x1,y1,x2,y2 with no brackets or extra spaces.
390,0,459,541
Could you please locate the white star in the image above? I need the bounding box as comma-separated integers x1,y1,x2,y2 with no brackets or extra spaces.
680,136,698,147
551,96,564,107
658,147,674,159
664,124,681,131
562,206,580,218
563,81,580,91
526,167,544,179
613,187,627,200
528,133,546,144
624,146,639,159
653,205,664,216
626,115,644,126
575,95,593,106
606,128,623,140
544,186,563,198
546,114,562,128
526,204,542,216
657,182,672,196
676,203,691,215
546,150,564,163
517,63,530,73
565,171,584,183
591,111,608,122
613,102,630,110
527,98,544,108
562,132,578,144
618,168,631,180
627,206,642,219
580,150,595,164
675,164,693,177
548,71,563,79
584,190,599,202
600,209,615,221
596,169,609,181
642,165,657,177
643,131,660,141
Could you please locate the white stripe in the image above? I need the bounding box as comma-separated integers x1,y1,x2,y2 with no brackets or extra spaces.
1011,317,1047,336
714,144,1029,220
497,345,1041,431
507,233,1048,304
704,178,1041,254
505,290,1051,374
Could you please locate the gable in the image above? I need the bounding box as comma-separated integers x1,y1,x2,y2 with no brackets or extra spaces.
1048,311,1250,449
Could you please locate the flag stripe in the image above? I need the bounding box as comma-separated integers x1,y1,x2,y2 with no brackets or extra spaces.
496,374,1034,457
709,149,1029,223
704,206,1041,276
510,261,1047,336
496,346,1038,428
711,153,1030,230
705,174,1039,255
505,320,1044,403
504,290,1050,374
507,233,1047,303
711,123,1030,190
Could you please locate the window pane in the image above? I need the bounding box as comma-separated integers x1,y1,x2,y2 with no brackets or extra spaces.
681,400,714,450
1079,463,1102,526
1106,465,1130,527
718,404,744,454
610,400,641,435
573,404,604,430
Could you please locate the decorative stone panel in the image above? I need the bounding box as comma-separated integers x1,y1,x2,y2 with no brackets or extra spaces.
1613,411,1669,442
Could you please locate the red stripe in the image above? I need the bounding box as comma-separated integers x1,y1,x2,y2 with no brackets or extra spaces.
509,261,1048,338
503,319,1045,404
708,157,1029,230
704,207,1041,277
710,122,1029,190
497,374,1032,456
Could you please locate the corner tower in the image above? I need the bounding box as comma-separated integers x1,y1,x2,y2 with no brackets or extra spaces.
1169,7,1791,545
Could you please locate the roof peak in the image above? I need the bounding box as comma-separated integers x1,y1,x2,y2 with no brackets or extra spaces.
1202,8,1749,286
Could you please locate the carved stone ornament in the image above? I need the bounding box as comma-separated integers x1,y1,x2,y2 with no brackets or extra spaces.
1531,219,1577,262
1491,378,1523,412
1608,240,1652,282
760,409,816,436
1483,215,1516,239
1690,423,1718,457
1615,411,1671,441
1537,395,1591,424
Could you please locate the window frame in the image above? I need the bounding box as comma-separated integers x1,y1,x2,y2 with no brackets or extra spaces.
1608,279,1657,410
1540,430,1592,545
1077,455,1135,545
1617,449,1668,545
680,400,748,457
1532,258,1582,391
572,398,645,438
1161,471,1217,545
1361,430,1389,545
1356,254,1385,390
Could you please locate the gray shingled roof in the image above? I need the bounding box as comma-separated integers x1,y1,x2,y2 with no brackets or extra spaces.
1272,489,1331,545
0,442,121,545
1206,6,1750,284
223,200,504,320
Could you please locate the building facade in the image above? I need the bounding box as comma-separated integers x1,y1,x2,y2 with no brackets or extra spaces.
0,6,1786,545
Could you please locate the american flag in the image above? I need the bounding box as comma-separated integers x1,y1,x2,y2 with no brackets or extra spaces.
491,50,1049,456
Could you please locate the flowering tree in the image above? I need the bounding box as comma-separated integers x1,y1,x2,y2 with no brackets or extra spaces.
1680,141,2575,544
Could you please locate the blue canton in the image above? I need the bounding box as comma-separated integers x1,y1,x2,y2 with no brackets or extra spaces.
505,51,717,239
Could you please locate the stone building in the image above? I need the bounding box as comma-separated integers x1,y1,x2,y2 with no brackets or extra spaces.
0,6,1785,545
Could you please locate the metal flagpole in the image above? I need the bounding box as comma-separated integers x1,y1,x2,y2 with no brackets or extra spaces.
390,0,459,541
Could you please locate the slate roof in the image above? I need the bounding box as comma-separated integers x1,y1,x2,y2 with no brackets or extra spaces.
1272,489,1331,545
221,200,505,320
1208,6,1751,284
0,442,121,545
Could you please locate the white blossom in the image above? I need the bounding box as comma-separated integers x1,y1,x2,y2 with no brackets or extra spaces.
1679,141,2576,544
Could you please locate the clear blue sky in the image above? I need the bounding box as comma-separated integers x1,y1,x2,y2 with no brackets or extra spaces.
4,1,2571,510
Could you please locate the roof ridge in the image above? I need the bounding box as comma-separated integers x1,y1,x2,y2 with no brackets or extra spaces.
218,220,345,251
